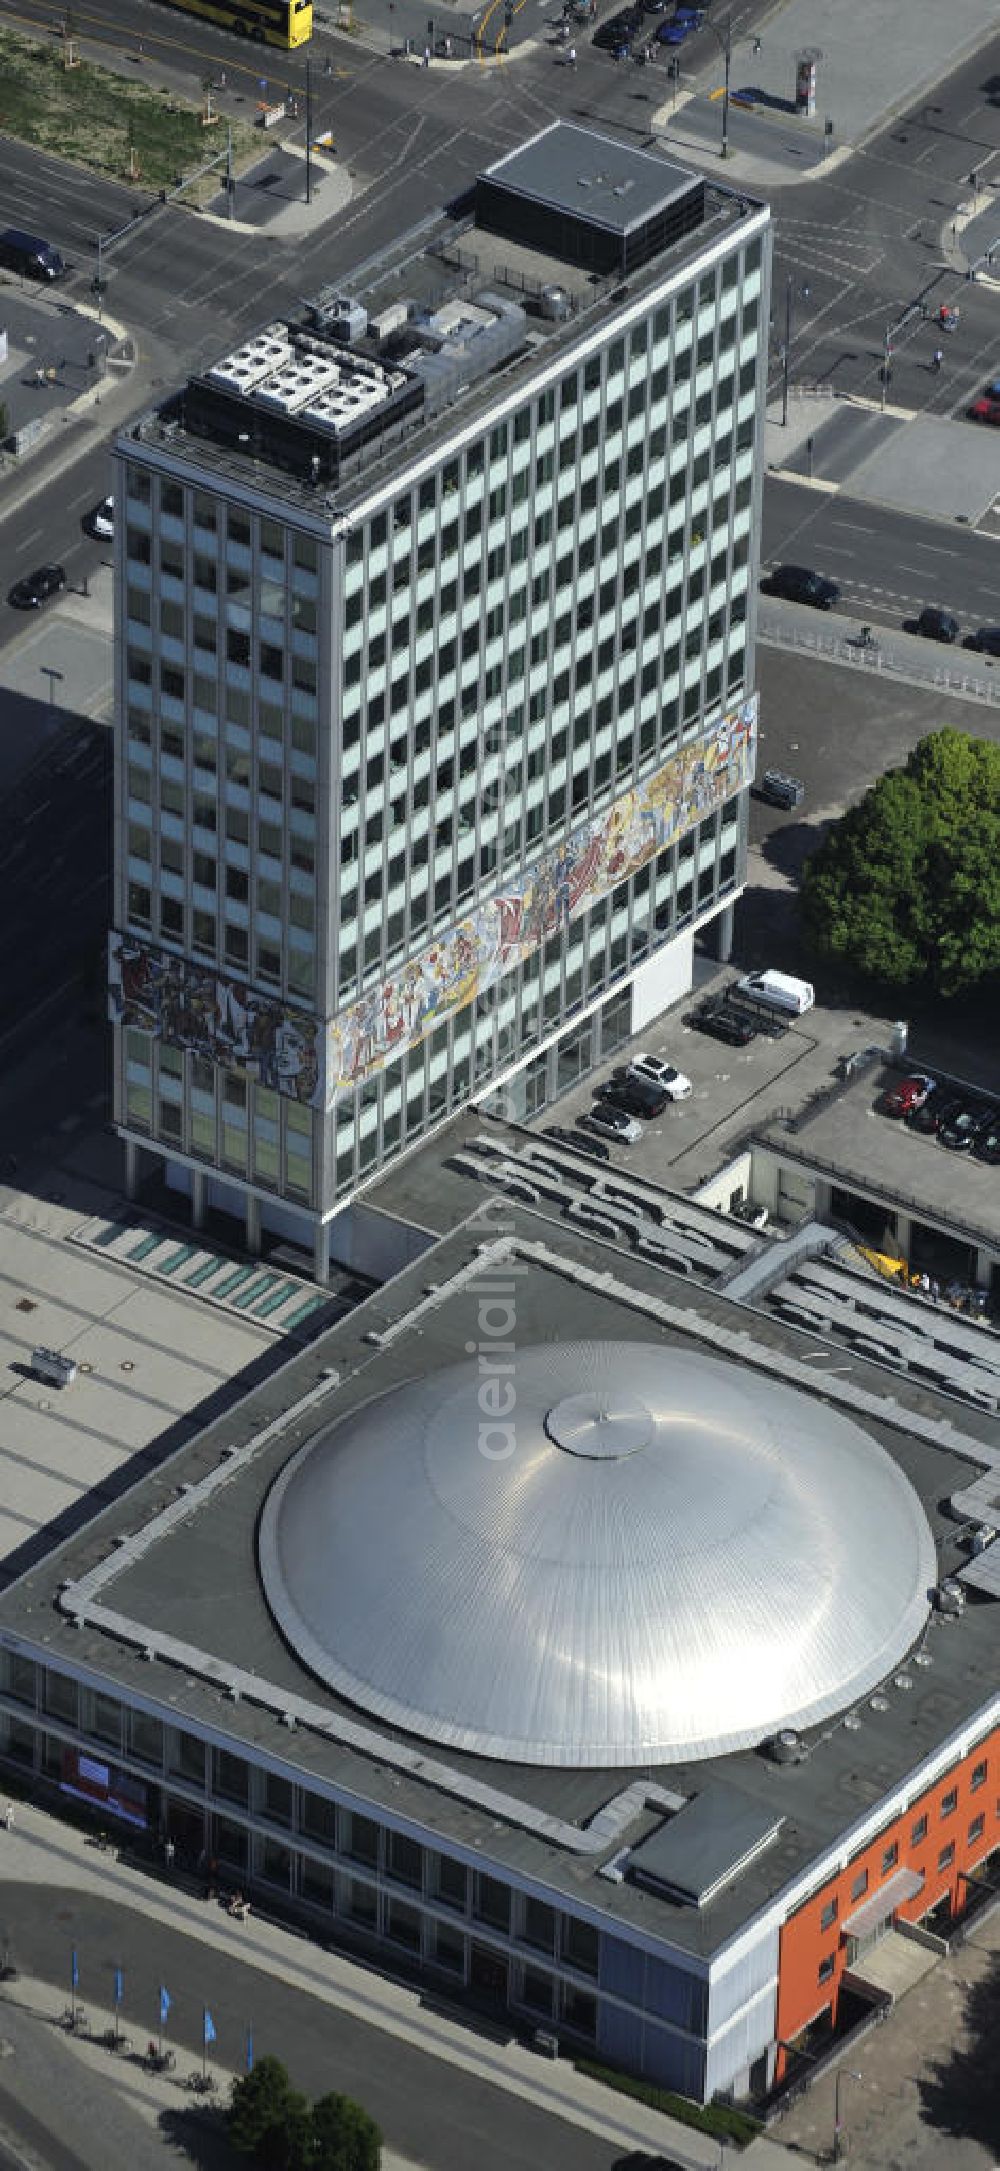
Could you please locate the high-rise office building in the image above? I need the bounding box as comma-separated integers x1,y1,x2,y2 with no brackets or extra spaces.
110,123,771,1281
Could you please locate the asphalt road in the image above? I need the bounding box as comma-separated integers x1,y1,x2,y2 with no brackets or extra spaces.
761,475,1000,633
0,1879,625,2171
767,39,1000,417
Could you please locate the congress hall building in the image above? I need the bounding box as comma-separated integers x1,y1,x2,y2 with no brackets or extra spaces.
1,1117,999,2107
109,122,769,1281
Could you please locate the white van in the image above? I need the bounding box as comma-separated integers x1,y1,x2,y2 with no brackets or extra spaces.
736,969,815,1017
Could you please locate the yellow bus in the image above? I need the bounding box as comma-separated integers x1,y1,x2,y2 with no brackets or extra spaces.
160,0,312,48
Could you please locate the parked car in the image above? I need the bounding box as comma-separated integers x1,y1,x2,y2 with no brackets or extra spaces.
761,563,840,610
880,1073,936,1118
543,1124,610,1162
906,1091,961,1137
910,606,959,643
974,1117,1000,1165
579,1105,643,1145
759,769,805,809
693,1004,755,1046
82,494,114,539
736,969,814,1017
968,396,1000,426
659,12,694,38
598,1077,668,1119
964,626,1000,656
7,563,66,610
627,1053,692,1098
938,1105,991,1152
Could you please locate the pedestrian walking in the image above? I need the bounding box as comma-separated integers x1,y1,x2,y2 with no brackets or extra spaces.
164,1837,175,1871
932,348,943,372
2,1806,13,1832
423,43,430,64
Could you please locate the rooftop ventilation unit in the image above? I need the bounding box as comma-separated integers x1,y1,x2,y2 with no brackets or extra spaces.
768,1728,808,1764
934,1579,965,1616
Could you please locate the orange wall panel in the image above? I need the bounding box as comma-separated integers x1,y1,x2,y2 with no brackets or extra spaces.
774,1726,1000,2077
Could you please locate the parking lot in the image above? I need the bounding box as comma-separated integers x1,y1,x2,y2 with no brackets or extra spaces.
529,956,1000,1267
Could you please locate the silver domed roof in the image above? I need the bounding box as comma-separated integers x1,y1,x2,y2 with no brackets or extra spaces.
259,1342,936,1768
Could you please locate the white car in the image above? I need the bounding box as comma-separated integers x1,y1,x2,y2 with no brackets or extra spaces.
627,1053,692,1099
83,494,114,540
579,1106,643,1146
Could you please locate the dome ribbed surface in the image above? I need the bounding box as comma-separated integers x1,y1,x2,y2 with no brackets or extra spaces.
258,1342,936,1767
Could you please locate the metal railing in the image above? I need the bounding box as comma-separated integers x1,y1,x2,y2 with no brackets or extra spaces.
757,617,1000,708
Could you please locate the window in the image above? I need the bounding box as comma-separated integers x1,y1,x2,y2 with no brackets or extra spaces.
971,1760,987,1793
818,1954,836,1985
387,1831,423,1890
850,1868,868,1903
911,1814,928,1846
473,1874,510,1933
938,1842,955,1871
940,1788,958,1818
969,1813,985,1845
820,1897,838,1932
881,1842,899,1875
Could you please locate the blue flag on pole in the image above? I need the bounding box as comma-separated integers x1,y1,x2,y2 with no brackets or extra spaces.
71,1948,79,1990
159,1985,171,2025
114,1968,124,2007
246,2028,254,2074
203,2009,216,2046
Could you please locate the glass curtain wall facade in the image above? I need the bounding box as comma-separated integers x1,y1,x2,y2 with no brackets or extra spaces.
111,211,769,1266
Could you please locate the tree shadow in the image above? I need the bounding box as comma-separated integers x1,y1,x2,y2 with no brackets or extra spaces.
159,2103,238,2171
917,1951,1000,2151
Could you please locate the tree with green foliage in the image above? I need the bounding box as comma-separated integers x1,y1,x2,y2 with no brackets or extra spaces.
229,2056,381,2171
229,2056,311,2171
800,727,1000,997
310,2092,382,2171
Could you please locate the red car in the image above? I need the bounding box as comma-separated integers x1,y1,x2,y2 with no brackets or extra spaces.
880,1073,936,1118
968,396,1000,426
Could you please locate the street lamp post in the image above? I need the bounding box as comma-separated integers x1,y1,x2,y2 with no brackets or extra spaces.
781,270,792,426
834,2067,862,2163
705,13,732,160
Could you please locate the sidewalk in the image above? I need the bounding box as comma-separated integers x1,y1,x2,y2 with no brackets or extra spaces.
0,1796,793,2170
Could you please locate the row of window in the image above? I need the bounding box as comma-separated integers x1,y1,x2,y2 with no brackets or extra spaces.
3,1657,602,1971
11,1696,601,2035
125,466,320,578
344,247,763,577
123,1041,315,1201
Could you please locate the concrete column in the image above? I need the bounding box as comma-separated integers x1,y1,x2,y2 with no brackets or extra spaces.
191,1168,206,1232
245,1192,261,1257
313,1220,330,1288
714,901,735,962
125,1138,140,1200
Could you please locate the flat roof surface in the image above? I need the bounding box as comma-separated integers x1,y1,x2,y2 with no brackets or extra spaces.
4,1108,999,1964
480,123,702,233
124,141,764,518
0,1128,281,1592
